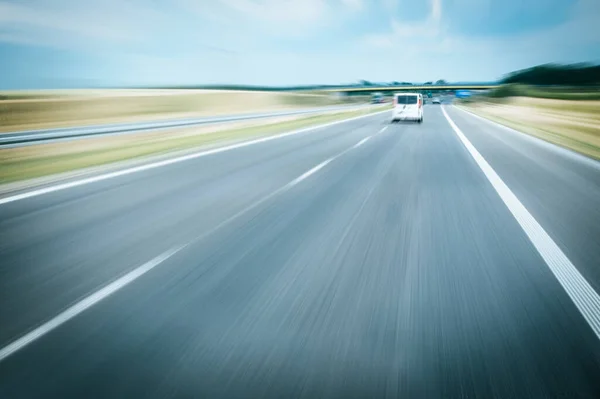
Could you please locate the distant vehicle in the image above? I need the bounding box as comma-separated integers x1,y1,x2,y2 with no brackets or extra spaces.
391,93,423,123
432,97,441,104
371,93,384,104
455,90,472,98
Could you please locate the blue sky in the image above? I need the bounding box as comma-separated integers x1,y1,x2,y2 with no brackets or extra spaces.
0,0,598,89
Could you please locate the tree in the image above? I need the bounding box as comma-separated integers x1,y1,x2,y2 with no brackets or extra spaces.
435,79,448,85
423,81,433,85
359,80,373,86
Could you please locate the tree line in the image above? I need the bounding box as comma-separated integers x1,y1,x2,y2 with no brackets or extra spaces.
501,63,600,86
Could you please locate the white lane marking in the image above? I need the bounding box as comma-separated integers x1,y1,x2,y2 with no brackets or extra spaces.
0,135,377,362
0,246,184,362
0,109,392,206
289,160,332,186
353,136,371,149
452,105,600,171
441,106,600,339
379,126,388,133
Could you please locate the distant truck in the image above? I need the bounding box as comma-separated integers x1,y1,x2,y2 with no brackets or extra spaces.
455,90,472,98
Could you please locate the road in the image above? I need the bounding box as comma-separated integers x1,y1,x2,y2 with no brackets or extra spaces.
0,103,375,148
1,105,600,398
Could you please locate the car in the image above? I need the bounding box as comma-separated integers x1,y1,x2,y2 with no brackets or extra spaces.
371,92,384,104
432,97,441,104
391,93,423,123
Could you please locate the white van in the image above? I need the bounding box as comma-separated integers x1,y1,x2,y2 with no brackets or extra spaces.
391,93,423,123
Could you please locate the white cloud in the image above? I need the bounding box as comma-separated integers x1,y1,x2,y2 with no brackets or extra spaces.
0,2,130,42
0,0,166,47
1,0,597,86
430,0,441,22
445,0,600,61
340,0,363,11
186,0,365,39
361,35,394,48
360,0,443,48
0,0,369,51
535,0,600,46
168,0,359,42
381,0,397,11
361,0,599,64
219,0,329,26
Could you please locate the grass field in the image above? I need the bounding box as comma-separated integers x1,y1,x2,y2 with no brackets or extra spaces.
459,97,600,160
0,89,369,133
469,84,600,101
0,105,389,184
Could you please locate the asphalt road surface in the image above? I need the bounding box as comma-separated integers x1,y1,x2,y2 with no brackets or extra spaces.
1,105,600,398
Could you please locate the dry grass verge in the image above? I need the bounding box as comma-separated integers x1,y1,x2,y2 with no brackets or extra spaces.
0,105,389,184
0,89,365,133
459,97,600,160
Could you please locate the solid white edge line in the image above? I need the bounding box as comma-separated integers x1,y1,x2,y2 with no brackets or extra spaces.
441,106,600,340
452,105,600,171
0,108,392,206
0,246,184,362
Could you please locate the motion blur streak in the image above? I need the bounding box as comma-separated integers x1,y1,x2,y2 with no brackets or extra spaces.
0,130,377,361
442,106,600,339
0,247,184,362
0,108,390,206
1,107,600,398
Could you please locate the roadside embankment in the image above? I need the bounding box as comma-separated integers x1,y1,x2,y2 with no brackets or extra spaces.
0,105,389,186
0,89,368,133
458,95,600,160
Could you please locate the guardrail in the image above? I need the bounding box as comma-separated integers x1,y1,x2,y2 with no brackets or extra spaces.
0,104,380,148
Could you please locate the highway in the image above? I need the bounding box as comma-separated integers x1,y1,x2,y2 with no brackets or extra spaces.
0,103,375,148
1,105,600,398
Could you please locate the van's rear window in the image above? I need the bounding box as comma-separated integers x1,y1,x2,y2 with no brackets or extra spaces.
396,95,418,104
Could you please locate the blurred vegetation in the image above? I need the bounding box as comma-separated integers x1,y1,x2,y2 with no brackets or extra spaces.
502,63,600,86
460,97,600,160
0,90,366,133
456,63,600,102
483,84,600,101
456,63,600,159
0,106,389,183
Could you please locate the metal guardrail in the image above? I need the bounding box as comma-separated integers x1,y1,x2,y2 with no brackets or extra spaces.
0,104,379,148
